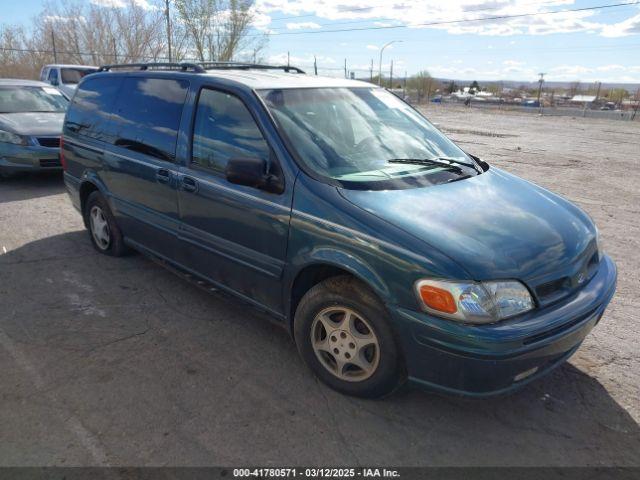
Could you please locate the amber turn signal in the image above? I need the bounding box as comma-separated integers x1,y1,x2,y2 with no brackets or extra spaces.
419,285,458,314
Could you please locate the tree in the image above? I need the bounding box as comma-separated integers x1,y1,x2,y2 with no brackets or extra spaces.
607,88,629,106
485,82,503,95
406,70,435,103
569,81,582,97
446,80,458,94
0,0,268,79
469,80,480,94
174,0,264,62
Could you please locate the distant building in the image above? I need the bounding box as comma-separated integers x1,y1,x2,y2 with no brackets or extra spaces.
570,95,597,104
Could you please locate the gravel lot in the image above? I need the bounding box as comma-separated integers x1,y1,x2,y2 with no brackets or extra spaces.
0,106,638,467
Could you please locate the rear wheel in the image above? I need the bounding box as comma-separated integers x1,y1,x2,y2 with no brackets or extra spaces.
84,191,127,256
294,275,405,398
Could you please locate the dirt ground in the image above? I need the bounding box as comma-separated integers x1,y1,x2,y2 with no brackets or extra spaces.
0,106,638,467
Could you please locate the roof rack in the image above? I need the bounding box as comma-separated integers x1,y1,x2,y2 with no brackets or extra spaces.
197,62,306,74
97,62,205,73
96,61,306,75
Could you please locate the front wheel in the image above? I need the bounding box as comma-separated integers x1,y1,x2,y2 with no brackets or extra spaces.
294,276,406,398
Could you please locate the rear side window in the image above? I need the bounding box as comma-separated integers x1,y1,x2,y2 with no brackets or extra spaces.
191,88,269,174
48,69,58,83
109,77,189,162
64,76,122,139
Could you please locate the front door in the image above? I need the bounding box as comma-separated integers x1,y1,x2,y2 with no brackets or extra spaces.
177,87,292,314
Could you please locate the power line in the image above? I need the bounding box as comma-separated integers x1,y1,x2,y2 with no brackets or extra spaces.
263,0,567,24
253,1,639,37
260,0,579,33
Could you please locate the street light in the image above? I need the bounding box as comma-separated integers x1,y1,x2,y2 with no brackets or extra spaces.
378,40,402,86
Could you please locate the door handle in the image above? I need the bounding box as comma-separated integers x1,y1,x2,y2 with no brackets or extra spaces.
156,168,171,184
182,176,198,193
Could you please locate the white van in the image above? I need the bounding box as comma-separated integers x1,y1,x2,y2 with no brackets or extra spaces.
39,64,98,99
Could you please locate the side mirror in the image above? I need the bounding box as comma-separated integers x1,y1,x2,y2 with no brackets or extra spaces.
225,156,284,194
50,78,59,86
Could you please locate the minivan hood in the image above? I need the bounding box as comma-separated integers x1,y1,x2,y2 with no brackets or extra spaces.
0,112,64,136
339,168,595,281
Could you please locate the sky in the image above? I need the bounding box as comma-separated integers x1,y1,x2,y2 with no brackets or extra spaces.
3,0,640,84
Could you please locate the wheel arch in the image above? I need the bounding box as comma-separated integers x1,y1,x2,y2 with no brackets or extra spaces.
286,250,391,336
78,173,109,227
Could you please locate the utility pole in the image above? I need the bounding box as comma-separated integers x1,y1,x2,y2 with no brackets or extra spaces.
536,72,545,114
51,29,58,63
165,0,172,62
112,37,118,63
378,40,402,86
389,60,393,89
403,71,407,98
344,58,347,79
313,55,317,75
594,81,602,105
632,87,639,121
369,59,373,83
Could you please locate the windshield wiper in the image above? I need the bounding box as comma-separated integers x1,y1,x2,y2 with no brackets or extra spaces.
387,158,464,174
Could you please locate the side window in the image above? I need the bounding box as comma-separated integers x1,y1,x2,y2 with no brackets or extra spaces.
192,89,270,174
64,76,122,139
109,77,189,162
48,69,59,85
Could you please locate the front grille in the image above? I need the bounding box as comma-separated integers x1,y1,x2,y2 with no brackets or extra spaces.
536,277,570,299
39,158,61,168
37,137,60,148
534,251,600,305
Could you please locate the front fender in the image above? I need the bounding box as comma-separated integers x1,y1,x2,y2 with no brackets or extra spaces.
287,246,391,303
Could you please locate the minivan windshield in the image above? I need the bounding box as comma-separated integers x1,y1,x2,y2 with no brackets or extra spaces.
61,68,97,84
259,87,479,189
0,86,68,113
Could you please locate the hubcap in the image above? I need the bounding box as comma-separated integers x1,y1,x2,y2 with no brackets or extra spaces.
310,306,380,382
89,205,111,250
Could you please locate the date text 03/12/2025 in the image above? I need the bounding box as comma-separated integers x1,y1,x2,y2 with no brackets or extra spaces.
232,468,401,478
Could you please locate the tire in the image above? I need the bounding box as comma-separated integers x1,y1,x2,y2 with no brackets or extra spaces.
294,275,406,398
84,191,128,256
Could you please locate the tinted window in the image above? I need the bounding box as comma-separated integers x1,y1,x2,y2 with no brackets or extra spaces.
48,69,58,83
61,68,97,85
192,89,269,174
109,77,189,162
64,76,122,138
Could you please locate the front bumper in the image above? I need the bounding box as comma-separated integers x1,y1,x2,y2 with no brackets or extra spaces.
390,255,617,397
0,143,61,173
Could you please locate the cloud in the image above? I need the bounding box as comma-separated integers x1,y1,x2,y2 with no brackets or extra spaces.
544,64,640,82
251,11,274,32
286,21,321,30
601,13,640,37
254,0,640,37
366,44,379,50
44,15,84,23
90,0,154,9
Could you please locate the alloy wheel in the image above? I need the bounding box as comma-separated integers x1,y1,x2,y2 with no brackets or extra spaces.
310,306,380,382
89,205,111,251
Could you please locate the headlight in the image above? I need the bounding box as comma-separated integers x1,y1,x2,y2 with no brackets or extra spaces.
415,278,534,324
0,129,26,145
